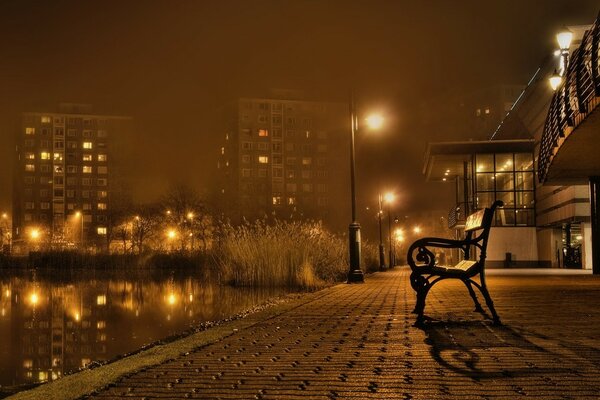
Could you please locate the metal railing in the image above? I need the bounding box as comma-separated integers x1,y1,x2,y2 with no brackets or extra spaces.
538,14,600,183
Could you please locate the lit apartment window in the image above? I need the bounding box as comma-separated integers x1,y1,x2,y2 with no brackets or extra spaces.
98,191,108,198
258,129,269,137
83,154,92,161
97,227,107,235
258,156,269,164
25,127,35,135
302,157,312,165
40,152,51,160
82,142,93,149
53,153,63,161
25,153,35,160
475,109,481,117
82,166,92,174
221,147,225,155
54,165,63,174
97,166,108,174
23,359,33,369
272,196,282,205
97,321,106,329
288,197,296,205
485,108,490,114
97,203,107,210
97,295,106,305
25,164,35,172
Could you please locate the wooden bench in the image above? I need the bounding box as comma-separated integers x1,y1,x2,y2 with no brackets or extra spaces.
407,200,503,326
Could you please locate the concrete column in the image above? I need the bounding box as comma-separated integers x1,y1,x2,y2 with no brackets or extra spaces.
589,177,600,274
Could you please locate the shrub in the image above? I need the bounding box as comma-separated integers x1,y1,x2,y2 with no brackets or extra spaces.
213,220,350,288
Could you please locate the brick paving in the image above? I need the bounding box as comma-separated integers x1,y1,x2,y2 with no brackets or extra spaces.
87,268,600,399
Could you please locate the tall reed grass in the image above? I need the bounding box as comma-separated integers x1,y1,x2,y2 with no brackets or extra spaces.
214,220,378,288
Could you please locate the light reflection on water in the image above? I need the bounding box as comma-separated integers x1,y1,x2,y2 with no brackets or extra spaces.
0,268,292,389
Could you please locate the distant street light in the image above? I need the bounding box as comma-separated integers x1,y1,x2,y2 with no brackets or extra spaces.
413,226,421,234
347,92,384,283
29,228,40,240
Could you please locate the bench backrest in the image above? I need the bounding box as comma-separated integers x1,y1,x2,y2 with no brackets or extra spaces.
464,200,503,264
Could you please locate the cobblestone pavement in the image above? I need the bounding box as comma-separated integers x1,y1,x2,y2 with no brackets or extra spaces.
89,268,600,399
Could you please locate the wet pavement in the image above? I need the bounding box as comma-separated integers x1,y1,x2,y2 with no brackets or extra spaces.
12,267,600,399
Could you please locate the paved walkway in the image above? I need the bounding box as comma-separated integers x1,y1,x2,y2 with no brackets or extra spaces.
18,268,600,399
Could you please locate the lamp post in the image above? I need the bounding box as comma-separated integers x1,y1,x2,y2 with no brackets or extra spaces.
377,194,386,270
384,192,395,268
549,27,573,89
346,91,384,283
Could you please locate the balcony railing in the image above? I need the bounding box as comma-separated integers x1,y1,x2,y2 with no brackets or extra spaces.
538,14,600,183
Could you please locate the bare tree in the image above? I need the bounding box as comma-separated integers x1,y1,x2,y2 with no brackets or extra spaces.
161,184,210,253
131,205,161,255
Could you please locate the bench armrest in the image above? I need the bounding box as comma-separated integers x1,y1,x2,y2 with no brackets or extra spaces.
407,237,470,272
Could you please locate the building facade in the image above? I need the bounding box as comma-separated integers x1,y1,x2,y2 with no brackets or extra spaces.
217,95,348,228
12,104,130,253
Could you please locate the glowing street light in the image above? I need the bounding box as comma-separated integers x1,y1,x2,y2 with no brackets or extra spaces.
556,27,573,51
29,228,40,240
167,293,176,305
365,114,385,130
549,69,563,91
413,226,421,234
167,229,177,239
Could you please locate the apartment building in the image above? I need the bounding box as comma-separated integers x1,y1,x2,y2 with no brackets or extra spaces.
12,104,130,253
217,94,349,228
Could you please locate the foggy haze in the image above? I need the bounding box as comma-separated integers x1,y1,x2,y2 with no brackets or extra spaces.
1,0,598,215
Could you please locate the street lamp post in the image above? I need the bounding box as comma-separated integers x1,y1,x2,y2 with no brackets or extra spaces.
346,92,384,283
377,194,386,270
187,212,194,252
347,92,363,283
383,192,395,268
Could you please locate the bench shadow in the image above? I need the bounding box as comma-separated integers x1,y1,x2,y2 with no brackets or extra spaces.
417,319,577,380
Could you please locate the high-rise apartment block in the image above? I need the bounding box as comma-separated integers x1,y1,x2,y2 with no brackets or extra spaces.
12,104,130,253
217,94,349,227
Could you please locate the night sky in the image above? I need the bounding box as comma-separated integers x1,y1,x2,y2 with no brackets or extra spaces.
0,0,598,216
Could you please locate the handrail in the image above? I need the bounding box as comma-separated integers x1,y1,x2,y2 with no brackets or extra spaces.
538,15,600,183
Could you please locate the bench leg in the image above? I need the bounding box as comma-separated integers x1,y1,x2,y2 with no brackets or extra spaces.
463,280,484,313
479,283,501,325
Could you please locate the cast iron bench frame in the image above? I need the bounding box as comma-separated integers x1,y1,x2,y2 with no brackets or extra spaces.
407,200,503,326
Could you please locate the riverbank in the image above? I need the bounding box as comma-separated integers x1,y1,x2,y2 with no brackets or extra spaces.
10,268,600,399
6,285,335,400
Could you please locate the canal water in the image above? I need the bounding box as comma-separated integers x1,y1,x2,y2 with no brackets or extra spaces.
0,267,292,390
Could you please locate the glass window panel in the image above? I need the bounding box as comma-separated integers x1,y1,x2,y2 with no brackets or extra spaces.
476,154,493,172
515,171,534,190
515,191,535,208
495,153,513,172
515,209,534,226
497,191,515,207
476,173,495,191
495,208,516,226
475,192,495,209
495,172,514,191
515,153,533,171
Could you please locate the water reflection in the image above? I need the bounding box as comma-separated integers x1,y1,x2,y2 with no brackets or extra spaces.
0,268,291,389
